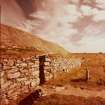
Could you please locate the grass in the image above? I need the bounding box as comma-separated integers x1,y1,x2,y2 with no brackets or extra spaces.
46,65,105,87
47,67,86,86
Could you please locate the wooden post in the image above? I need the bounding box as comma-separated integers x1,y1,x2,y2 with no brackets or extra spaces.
86,68,89,82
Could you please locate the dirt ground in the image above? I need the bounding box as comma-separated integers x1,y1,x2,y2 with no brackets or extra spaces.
33,94,105,105
32,83,105,105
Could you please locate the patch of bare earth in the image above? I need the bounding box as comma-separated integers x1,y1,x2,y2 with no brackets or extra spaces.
30,82,105,105
33,94,105,105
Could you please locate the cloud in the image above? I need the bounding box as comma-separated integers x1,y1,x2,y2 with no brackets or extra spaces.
1,0,26,29
30,3,80,43
79,4,105,22
93,10,105,21
1,0,105,52
96,0,105,9
80,5,93,16
78,35,105,52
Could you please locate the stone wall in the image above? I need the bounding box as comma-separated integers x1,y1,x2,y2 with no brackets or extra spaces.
0,54,82,105
43,57,52,81
0,55,40,105
44,55,82,80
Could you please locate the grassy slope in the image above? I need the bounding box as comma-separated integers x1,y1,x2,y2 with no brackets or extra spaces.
1,24,69,56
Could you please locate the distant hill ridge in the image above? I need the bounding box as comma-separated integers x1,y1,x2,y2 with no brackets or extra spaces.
0,24,69,56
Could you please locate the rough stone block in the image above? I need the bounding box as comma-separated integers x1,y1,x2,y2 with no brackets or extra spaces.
3,65,11,70
19,69,28,73
44,66,51,70
28,62,34,66
8,83,18,90
1,78,6,86
7,60,14,66
31,79,39,87
1,81,12,89
17,77,27,82
24,80,31,85
21,86,29,93
7,72,21,79
31,81,36,87
1,71,5,77
45,58,51,62
8,68,18,74
31,64,39,68
31,71,39,76
44,62,50,66
16,60,22,64
35,61,39,65
20,63,27,67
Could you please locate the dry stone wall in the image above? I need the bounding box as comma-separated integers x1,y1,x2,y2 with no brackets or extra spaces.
0,56,40,105
0,54,82,105
44,57,52,81
44,55,82,80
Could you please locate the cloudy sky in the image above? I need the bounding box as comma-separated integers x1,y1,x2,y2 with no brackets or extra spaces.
1,0,105,52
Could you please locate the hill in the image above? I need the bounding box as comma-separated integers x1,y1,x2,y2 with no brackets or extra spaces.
0,24,69,56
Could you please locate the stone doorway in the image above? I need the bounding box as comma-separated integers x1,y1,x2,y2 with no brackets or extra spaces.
39,55,46,85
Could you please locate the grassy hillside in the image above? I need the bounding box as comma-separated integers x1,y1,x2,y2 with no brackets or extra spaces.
0,24,69,56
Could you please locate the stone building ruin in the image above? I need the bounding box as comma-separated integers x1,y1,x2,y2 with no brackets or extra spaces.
0,54,81,105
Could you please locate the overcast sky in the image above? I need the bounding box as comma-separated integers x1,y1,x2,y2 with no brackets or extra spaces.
1,0,105,52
